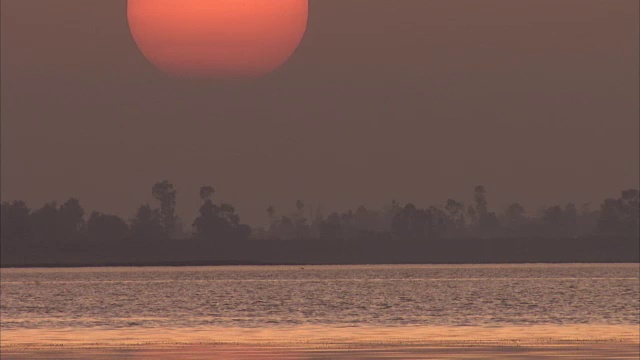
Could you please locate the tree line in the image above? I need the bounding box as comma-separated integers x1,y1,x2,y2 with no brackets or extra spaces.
1,182,638,250
258,186,638,241
1,181,250,248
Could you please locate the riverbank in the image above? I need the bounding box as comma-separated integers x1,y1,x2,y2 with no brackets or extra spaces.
2,236,638,267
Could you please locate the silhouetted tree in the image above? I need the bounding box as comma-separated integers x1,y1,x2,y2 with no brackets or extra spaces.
219,203,241,227
504,203,526,228
1,201,31,246
542,205,564,228
87,212,128,243
59,198,85,240
200,186,215,201
392,204,431,240
474,186,499,231
296,200,305,216
270,215,295,240
352,206,384,235
27,199,85,245
193,186,251,241
621,189,639,215
599,189,639,236
466,205,478,227
267,205,275,223
294,200,309,238
314,204,325,222
427,206,448,238
474,186,488,216
152,180,178,237
29,202,59,245
338,210,355,238
193,196,219,240
382,200,402,231
129,204,163,241
445,199,465,230
320,213,343,240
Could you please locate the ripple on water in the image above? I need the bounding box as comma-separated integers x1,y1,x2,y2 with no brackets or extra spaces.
0,264,638,330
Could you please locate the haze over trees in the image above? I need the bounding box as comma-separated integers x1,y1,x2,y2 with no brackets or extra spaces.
1,182,638,266
260,188,637,241
193,186,251,241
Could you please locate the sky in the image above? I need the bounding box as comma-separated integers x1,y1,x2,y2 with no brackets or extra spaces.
1,0,639,226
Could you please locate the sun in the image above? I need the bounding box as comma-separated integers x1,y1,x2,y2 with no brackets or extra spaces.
127,0,309,79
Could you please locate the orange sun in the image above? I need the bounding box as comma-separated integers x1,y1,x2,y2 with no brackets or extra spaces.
127,0,309,79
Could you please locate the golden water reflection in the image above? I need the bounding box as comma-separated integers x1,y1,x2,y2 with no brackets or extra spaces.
2,325,639,359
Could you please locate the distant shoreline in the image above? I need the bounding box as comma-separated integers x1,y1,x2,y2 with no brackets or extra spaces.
3,235,638,269
0,260,300,268
2,259,638,269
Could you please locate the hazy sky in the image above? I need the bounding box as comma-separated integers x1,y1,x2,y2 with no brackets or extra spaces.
2,0,638,226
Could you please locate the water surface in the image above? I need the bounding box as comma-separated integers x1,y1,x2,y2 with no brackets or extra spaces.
1,264,638,358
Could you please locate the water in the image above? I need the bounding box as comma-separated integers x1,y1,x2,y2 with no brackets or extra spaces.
2,264,638,330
